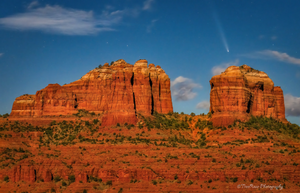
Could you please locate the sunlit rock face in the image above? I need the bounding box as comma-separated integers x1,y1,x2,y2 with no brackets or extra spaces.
10,59,173,126
209,64,287,126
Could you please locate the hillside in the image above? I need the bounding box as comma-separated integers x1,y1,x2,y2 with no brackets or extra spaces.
0,112,300,192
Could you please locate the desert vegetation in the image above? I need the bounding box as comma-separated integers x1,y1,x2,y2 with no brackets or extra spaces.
0,112,299,192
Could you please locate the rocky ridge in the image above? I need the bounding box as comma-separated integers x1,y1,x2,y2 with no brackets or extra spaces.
10,59,173,126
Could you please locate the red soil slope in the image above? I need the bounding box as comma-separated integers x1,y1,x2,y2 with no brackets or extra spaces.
0,114,299,192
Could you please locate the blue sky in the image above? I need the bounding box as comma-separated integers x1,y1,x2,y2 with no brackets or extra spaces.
0,0,300,125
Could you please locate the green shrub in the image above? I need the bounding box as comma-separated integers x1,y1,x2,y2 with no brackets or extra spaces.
174,174,178,180
152,180,157,185
54,176,61,182
68,175,75,183
138,123,143,129
93,119,99,124
4,176,9,182
106,180,112,186
50,121,57,126
207,112,212,118
187,180,193,185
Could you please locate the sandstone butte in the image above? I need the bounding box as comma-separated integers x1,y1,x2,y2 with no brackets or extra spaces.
1,63,300,192
9,59,173,126
209,64,288,126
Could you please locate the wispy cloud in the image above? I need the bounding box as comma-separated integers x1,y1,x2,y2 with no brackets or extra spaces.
0,0,153,36
0,5,116,35
146,19,158,33
0,53,3,57
196,101,210,110
171,76,202,101
28,1,39,9
211,59,239,75
258,35,277,40
143,0,155,10
243,50,300,66
285,94,300,116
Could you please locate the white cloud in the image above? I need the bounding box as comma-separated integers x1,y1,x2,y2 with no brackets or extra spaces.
211,59,239,75
196,101,210,110
143,0,155,10
146,19,157,33
0,1,153,36
28,1,39,9
243,50,300,66
0,53,3,57
171,76,202,101
0,5,119,35
285,94,300,116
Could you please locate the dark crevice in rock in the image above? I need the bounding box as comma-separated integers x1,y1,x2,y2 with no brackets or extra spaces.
74,95,78,109
131,73,137,115
151,94,154,115
149,74,154,115
259,84,264,91
246,94,252,114
211,83,214,89
159,83,161,99
149,75,153,88
133,92,136,111
131,73,134,86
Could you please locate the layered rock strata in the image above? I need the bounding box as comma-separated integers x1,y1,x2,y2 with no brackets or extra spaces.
10,59,173,126
209,64,287,126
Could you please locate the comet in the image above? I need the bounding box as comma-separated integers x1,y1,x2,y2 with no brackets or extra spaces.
213,12,229,53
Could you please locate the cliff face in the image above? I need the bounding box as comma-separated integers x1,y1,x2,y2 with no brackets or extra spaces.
10,59,173,126
209,64,287,126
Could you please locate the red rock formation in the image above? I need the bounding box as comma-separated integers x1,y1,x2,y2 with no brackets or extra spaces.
210,64,287,126
10,59,173,126
11,95,36,116
12,165,36,183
